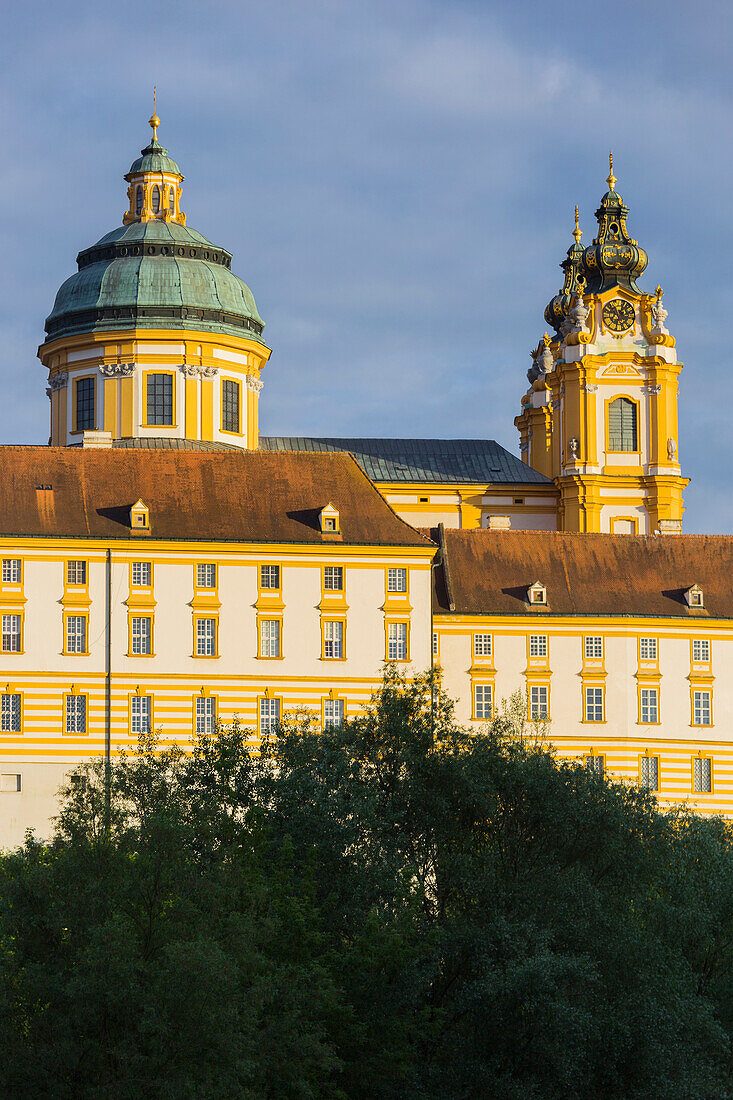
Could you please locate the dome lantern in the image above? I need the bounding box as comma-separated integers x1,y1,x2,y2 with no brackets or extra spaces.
123,95,186,227
580,153,648,295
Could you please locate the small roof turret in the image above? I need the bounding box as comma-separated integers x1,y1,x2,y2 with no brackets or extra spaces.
544,206,586,335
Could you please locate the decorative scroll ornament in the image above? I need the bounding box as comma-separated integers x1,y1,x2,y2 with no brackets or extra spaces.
179,364,219,378
651,285,669,335
246,375,263,393
667,436,677,461
99,363,135,377
48,372,68,390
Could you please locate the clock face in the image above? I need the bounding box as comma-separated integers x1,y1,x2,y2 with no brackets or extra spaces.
602,298,635,333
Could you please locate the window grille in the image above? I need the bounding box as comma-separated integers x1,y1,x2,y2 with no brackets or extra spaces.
132,562,151,587
693,639,710,662
388,622,408,660
260,697,280,734
693,756,712,793
75,377,95,432
260,619,281,658
585,686,603,722
131,695,152,735
474,634,492,657
324,566,343,591
529,635,547,659
222,379,240,433
474,684,492,720
0,694,21,733
196,696,216,736
608,397,638,451
67,560,87,585
135,187,143,216
131,617,152,655
197,563,216,589
584,636,602,660
146,373,173,426
640,637,657,661
65,695,86,734
2,615,21,653
640,688,658,724
585,755,604,776
323,620,343,659
151,185,160,214
693,691,711,726
66,615,87,654
2,559,20,584
432,632,438,657
324,698,344,729
260,565,280,589
387,568,407,593
530,686,548,719
640,755,659,791
196,618,217,656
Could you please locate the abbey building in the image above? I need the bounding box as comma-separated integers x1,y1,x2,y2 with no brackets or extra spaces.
0,113,731,846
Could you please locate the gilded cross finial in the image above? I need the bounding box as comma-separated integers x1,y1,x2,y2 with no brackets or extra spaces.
606,151,616,192
573,205,582,244
148,86,160,141
655,285,663,299
543,333,552,347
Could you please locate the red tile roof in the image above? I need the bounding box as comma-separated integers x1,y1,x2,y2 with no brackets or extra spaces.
427,528,733,619
0,447,433,547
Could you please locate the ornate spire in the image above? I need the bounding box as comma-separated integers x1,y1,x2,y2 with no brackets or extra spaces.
148,86,160,141
580,156,648,295
544,207,586,334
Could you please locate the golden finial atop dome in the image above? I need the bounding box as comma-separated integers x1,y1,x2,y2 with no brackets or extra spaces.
606,151,616,192
148,86,160,141
573,205,582,244
655,285,663,299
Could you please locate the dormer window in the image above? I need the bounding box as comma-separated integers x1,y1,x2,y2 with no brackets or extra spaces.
130,500,150,531
151,185,161,214
135,186,143,216
319,503,340,534
528,581,547,606
686,584,704,609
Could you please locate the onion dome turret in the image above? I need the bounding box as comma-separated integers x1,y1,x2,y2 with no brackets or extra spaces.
544,206,586,335
581,154,648,295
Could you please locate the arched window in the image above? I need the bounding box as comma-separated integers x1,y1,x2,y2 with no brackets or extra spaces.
151,186,160,214
168,187,175,215
608,397,638,452
135,186,143,216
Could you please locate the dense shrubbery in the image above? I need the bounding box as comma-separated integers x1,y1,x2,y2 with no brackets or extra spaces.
1,669,732,1098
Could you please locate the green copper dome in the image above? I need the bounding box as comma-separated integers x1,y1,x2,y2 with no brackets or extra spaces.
126,138,183,179
44,220,265,343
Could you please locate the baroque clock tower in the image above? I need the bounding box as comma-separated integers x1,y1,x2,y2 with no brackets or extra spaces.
515,157,687,534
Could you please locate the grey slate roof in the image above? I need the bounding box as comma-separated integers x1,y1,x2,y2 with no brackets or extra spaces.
111,437,240,452
259,438,552,486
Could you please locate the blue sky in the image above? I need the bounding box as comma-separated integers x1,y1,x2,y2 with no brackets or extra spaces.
1,0,731,531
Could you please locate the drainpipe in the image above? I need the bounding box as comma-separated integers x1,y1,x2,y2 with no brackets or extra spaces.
104,547,112,831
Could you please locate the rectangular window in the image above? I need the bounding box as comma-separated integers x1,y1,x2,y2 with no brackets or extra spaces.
324,566,343,591
260,619,281,658
146,373,173,426
222,379,240,433
474,633,492,658
131,561,151,587
474,683,492,720
1,614,21,653
65,695,86,734
432,632,438,657
693,690,712,726
260,565,280,590
2,559,20,584
640,688,659,724
693,639,711,663
387,622,408,660
67,560,87,585
0,693,21,733
584,636,602,660
529,686,548,720
0,773,21,792
585,686,604,722
66,615,87,655
75,376,95,432
196,696,216,736
529,635,547,659
640,755,659,791
387,567,407,593
608,397,638,452
585,754,604,776
640,637,657,661
131,616,152,656
196,563,216,589
196,618,217,657
323,620,344,659
131,695,152,735
324,698,344,729
693,756,712,794
259,697,280,734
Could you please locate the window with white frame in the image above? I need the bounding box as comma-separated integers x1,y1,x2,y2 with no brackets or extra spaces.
131,616,152,656
640,755,659,791
196,563,216,589
693,690,712,726
2,559,20,584
131,695,152,735
146,373,173,425
323,620,343,659
2,614,21,653
585,686,603,722
693,639,711,663
260,565,280,590
529,686,548,720
259,697,280,734
196,618,217,657
432,632,438,657
65,695,86,734
196,696,216,736
222,379,240,433
585,755,604,776
324,698,344,729
640,688,658,724
584,636,602,660
67,560,87,585
474,683,492,720
388,622,408,660
260,619,281,658
66,615,87,655
640,637,658,661
1,693,21,733
131,561,151,587
693,756,712,793
324,566,343,591
474,633,492,658
529,635,547,659
387,568,407,593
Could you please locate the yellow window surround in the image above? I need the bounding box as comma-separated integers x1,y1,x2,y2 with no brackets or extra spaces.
62,610,89,656
256,612,284,660
192,614,219,659
321,617,347,661
127,612,155,658
0,687,24,736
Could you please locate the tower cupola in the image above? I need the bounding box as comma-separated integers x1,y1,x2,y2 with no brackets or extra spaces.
544,206,586,335
581,154,648,295
123,92,186,226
